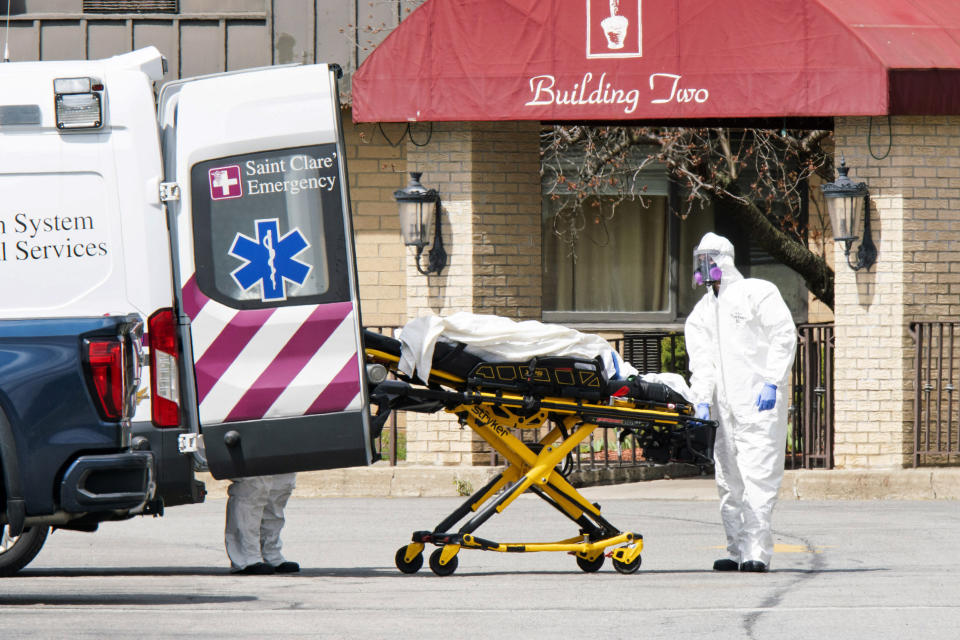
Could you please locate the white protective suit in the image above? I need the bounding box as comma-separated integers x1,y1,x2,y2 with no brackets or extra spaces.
225,473,297,571
684,233,796,567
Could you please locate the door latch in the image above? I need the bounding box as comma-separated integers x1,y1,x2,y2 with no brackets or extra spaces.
160,182,181,202
177,432,203,453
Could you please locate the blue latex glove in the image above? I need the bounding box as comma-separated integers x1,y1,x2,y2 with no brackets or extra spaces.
695,403,710,420
756,383,777,411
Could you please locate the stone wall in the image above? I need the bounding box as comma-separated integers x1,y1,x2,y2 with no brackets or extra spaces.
349,111,960,472
468,122,543,320
343,115,408,328
401,121,542,465
832,116,960,468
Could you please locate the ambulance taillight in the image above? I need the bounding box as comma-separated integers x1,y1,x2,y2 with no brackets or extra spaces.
148,308,180,427
82,339,126,421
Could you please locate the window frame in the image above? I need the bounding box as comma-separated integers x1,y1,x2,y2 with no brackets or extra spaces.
541,160,811,328
82,0,178,14
189,143,352,311
541,159,685,327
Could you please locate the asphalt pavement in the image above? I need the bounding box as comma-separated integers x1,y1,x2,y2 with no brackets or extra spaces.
2,481,959,639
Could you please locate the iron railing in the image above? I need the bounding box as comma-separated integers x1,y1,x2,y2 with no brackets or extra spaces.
366,325,403,465
557,332,686,474
789,323,834,469
910,322,960,466
565,327,835,472
368,324,836,471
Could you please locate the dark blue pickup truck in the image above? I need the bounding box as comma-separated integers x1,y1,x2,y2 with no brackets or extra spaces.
0,316,202,575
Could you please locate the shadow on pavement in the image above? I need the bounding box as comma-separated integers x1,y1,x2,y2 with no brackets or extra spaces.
0,593,256,606
294,566,890,578
9,565,888,580
17,566,397,579
17,566,230,578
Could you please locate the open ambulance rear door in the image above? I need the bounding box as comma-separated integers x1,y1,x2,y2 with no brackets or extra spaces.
157,64,372,479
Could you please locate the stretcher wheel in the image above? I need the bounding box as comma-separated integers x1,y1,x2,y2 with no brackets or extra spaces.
428,548,459,576
395,546,423,574
612,555,642,574
575,554,604,573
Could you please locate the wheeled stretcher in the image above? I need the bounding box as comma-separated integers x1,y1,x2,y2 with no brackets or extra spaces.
364,329,716,576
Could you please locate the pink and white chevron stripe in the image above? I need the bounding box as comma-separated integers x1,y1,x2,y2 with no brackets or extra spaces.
181,275,362,425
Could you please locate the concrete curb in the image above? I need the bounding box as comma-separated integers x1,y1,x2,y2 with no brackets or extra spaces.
781,468,960,500
197,464,503,500
197,462,704,500
567,462,707,487
196,465,960,501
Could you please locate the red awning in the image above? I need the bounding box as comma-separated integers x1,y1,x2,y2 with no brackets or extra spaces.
352,0,960,122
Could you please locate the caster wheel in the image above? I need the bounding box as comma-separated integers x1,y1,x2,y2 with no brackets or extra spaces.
612,554,642,574
575,554,605,573
395,546,423,574
428,548,459,576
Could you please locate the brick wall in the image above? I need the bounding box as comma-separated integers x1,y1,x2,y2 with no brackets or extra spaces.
469,122,543,320
832,116,960,468
402,121,542,465
343,113,408,328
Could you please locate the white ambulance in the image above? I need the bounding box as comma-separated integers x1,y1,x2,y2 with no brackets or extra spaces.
0,47,373,574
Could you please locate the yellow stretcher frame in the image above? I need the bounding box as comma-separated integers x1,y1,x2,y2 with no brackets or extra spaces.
366,342,712,577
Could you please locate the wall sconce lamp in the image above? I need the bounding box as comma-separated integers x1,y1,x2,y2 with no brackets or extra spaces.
393,172,447,276
821,157,877,271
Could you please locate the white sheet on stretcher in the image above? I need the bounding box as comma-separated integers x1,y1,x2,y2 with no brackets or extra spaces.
636,372,694,404
397,313,694,403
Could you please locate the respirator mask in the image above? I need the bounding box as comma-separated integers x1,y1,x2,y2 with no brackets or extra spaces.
693,250,723,287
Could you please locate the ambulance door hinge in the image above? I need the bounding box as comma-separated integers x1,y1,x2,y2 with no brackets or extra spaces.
178,432,203,454
160,182,181,202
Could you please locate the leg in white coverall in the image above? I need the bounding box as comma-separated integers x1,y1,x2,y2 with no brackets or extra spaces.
225,473,298,574
714,404,788,567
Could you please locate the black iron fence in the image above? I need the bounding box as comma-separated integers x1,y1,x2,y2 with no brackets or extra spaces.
789,324,834,469
368,324,836,471
366,326,404,465
910,322,960,467
559,332,690,474
564,326,835,472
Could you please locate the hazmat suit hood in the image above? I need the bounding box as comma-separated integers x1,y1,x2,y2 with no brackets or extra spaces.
694,232,743,289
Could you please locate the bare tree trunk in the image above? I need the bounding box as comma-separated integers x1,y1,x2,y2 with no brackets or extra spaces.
717,188,834,310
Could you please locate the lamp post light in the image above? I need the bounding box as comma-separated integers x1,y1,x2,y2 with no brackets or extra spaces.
821,157,876,271
393,172,447,276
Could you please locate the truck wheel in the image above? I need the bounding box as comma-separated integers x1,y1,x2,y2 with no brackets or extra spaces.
0,525,48,576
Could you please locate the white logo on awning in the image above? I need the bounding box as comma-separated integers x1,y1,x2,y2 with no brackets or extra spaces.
587,0,642,59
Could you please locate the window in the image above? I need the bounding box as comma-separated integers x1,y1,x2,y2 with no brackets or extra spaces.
83,1,177,13
190,144,351,310
542,149,715,325
544,195,669,314
541,159,807,326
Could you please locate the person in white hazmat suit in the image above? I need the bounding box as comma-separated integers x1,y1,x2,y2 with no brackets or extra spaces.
684,232,796,573
225,473,299,574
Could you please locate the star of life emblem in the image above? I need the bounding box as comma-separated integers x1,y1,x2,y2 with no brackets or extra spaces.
229,218,311,302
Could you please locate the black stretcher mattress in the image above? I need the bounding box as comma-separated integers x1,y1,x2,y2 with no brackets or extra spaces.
363,329,688,406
